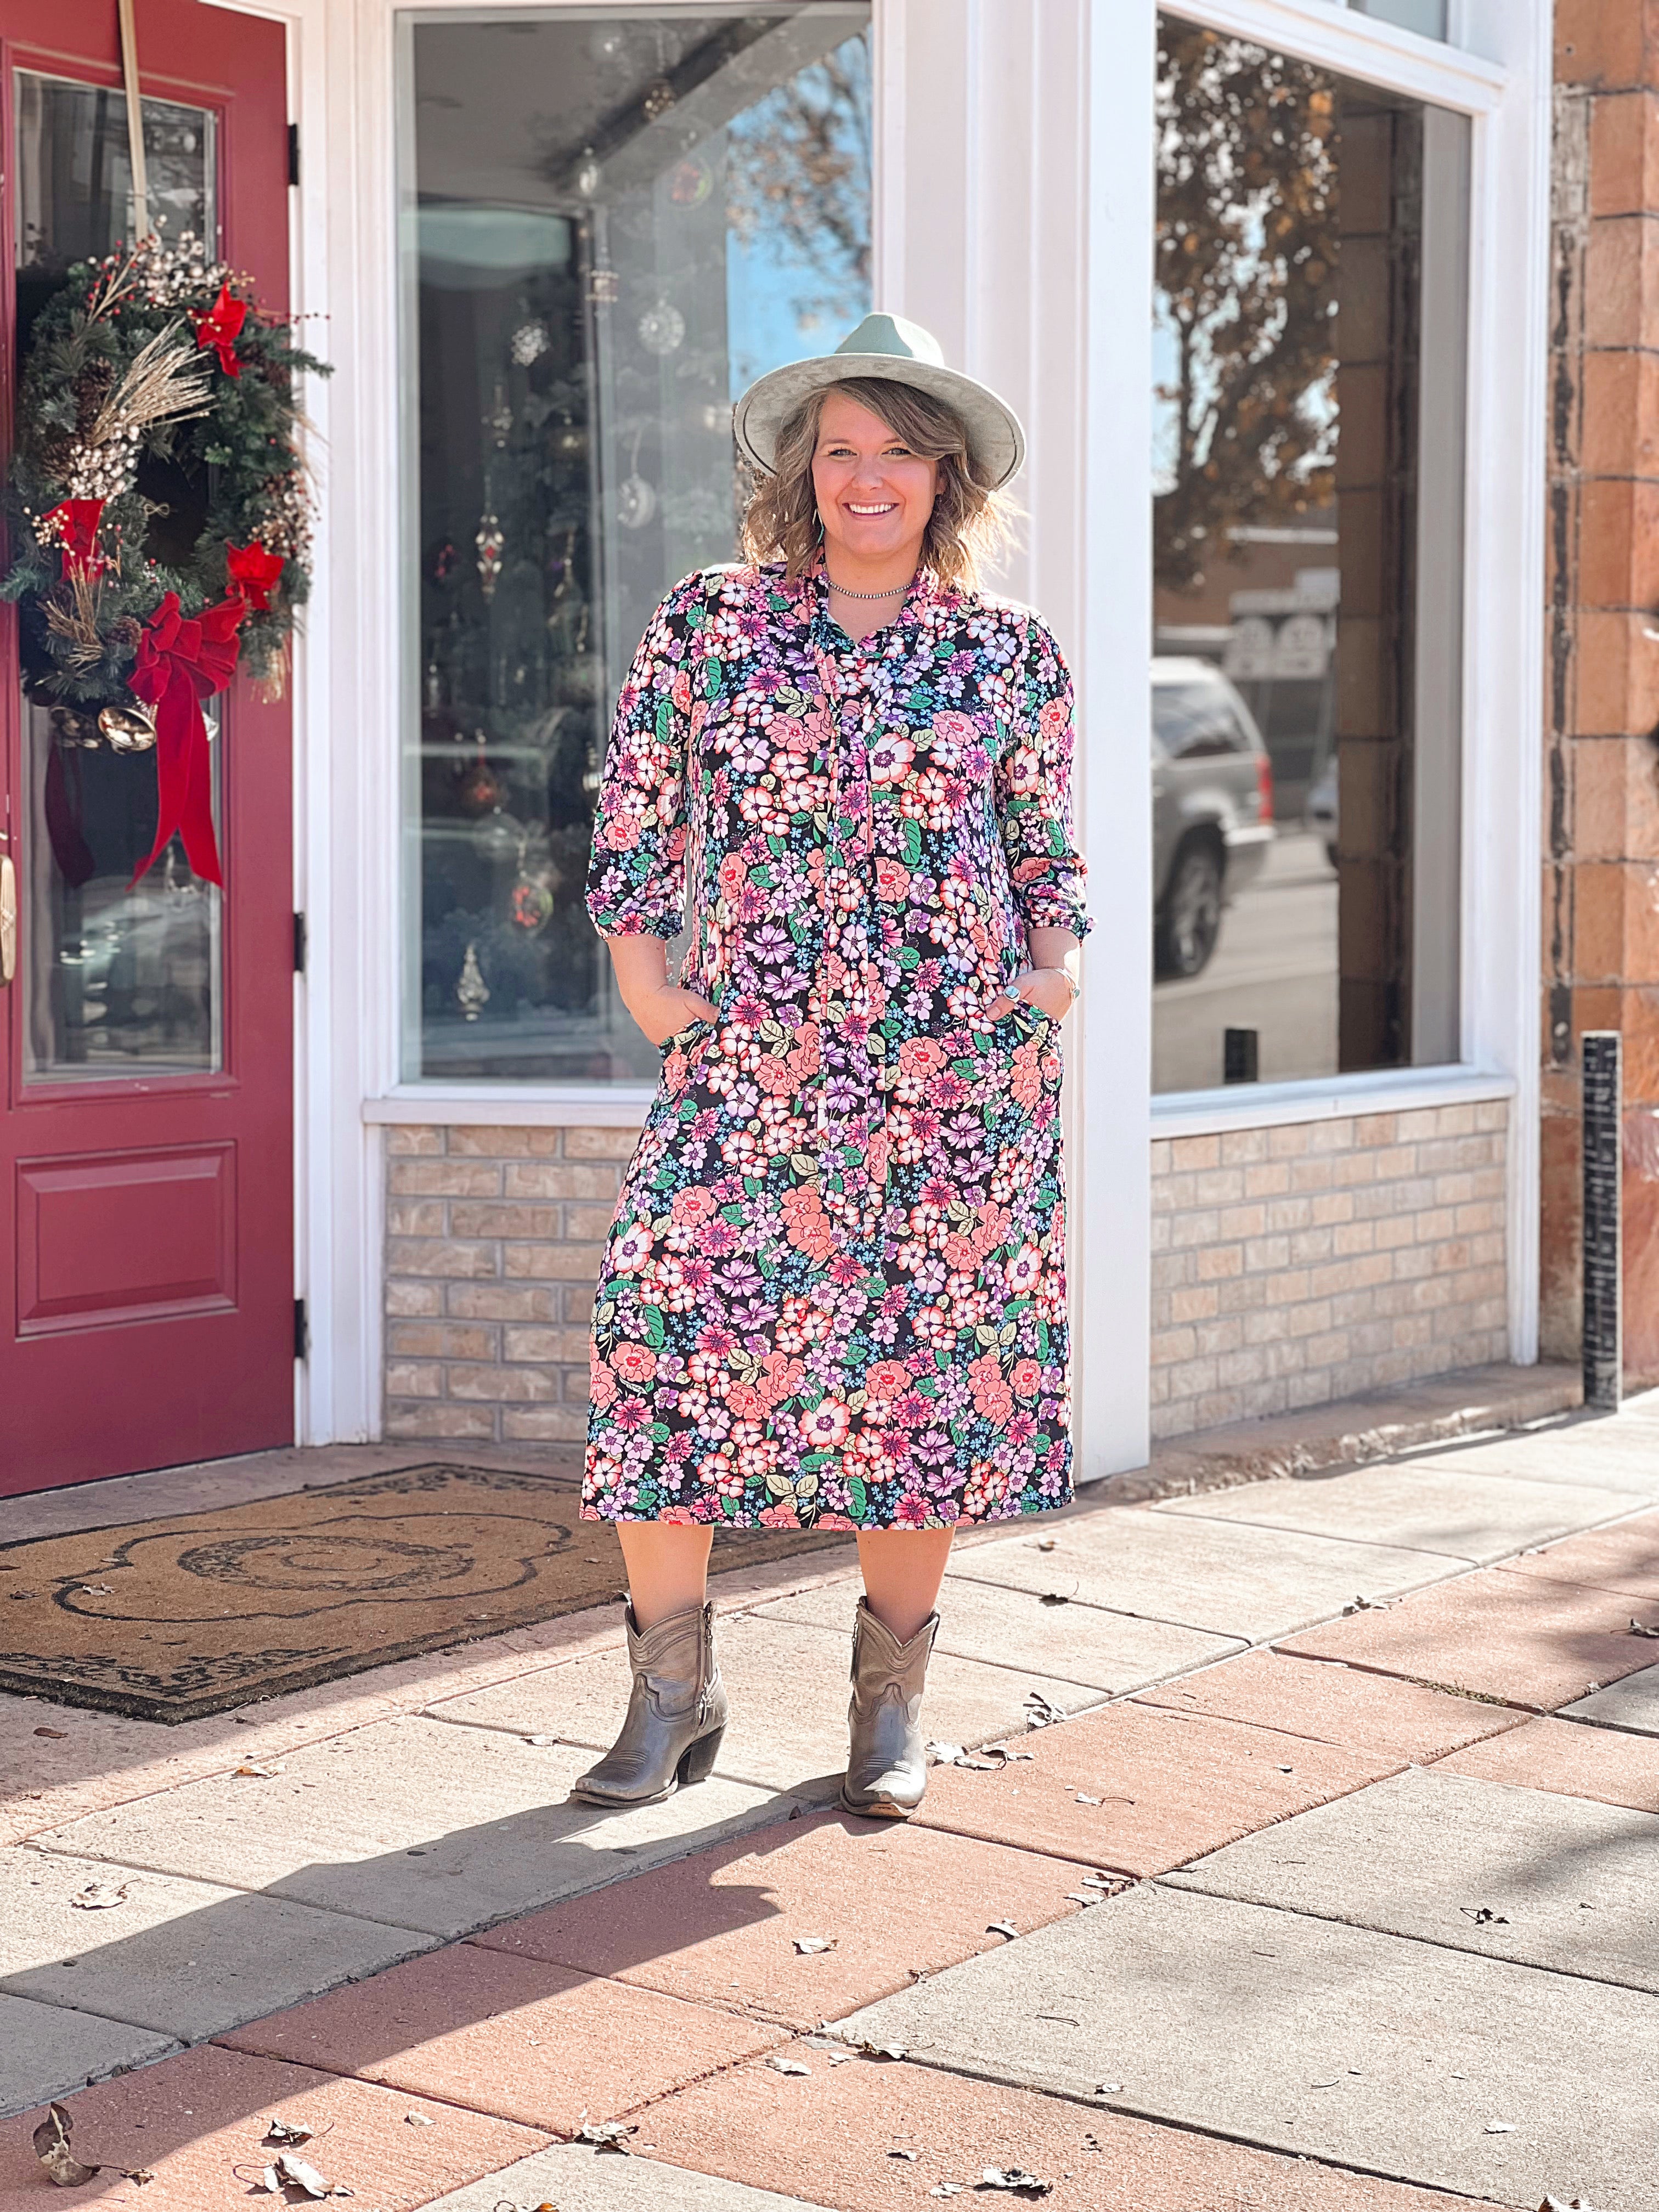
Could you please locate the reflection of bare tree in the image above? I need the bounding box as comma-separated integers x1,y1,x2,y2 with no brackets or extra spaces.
726,40,871,331
1156,23,1339,591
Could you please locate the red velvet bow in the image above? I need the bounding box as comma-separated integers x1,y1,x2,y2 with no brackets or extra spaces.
226,539,284,611
128,591,245,887
189,283,248,378
44,498,108,580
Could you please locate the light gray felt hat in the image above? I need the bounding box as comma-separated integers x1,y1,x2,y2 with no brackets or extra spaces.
733,311,1026,490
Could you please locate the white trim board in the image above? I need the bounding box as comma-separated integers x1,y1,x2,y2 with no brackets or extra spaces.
1151,1066,1515,1141
1160,0,1506,108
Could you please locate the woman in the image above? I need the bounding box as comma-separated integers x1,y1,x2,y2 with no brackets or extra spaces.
576,313,1089,1819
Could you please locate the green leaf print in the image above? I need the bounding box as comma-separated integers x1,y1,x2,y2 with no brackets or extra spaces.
655,694,673,742
847,1476,869,1520
641,1306,667,1349
901,817,922,865
703,656,723,697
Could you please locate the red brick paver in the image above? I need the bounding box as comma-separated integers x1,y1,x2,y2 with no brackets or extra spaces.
1133,1646,1529,1762
1494,1508,1659,1603
1279,1566,1654,1708
0,2043,544,2212
1434,1712,1659,1812
635,2044,1479,2211
915,1699,1399,1874
218,1942,783,2131
472,1809,1088,2028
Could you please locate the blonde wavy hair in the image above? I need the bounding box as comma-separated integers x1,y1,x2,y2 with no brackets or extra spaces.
740,375,1013,592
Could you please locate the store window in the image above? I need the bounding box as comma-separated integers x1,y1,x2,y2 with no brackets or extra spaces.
1151,17,1469,1094
1346,1,1448,40
398,4,871,1084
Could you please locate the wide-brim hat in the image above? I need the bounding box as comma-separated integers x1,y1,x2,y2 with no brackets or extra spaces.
733,312,1026,490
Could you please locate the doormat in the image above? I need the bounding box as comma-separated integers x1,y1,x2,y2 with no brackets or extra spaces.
0,1464,852,1724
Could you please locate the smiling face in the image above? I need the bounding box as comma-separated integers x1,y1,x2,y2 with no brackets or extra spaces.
810,390,941,579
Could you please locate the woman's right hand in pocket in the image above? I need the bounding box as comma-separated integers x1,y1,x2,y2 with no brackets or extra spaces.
632,982,719,1048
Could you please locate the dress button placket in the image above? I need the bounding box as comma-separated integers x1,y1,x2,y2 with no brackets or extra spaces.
814,631,881,1244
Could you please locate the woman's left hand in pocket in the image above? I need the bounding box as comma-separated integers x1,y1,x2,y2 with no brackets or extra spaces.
986,967,1075,1023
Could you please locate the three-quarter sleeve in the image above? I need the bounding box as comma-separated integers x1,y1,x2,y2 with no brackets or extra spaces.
584,575,703,939
994,614,1093,942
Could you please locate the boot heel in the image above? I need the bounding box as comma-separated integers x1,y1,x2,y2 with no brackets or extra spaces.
676,1724,725,1786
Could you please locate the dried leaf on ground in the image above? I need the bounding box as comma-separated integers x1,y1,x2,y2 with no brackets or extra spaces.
979,1744,1035,1767
275,2153,333,2197
793,1936,836,1954
1540,2197,1601,2210
1485,2122,1517,2135
1461,1906,1510,1925
986,1918,1018,1939
1024,1691,1066,1728
263,2120,315,2146
33,1726,67,1739
1096,2081,1122,2095
979,2166,1054,2196
236,1761,286,1779
926,1741,967,1765
70,1881,129,1910
888,2148,920,2160
1065,1892,1101,1906
404,2112,436,2126
524,1734,556,1746
930,2188,964,2199
1039,1594,1070,1607
856,2038,908,2061
1073,1792,1101,1806
766,2056,812,2076
78,1585,114,1596
32,2105,100,2188
577,2121,637,2152
1341,1594,1394,1616
1037,1539,1057,1551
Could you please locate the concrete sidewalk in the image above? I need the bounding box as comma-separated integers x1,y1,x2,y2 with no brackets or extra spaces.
1,1392,1655,2209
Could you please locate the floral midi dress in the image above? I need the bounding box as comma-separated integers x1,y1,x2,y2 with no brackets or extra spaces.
582,561,1091,1532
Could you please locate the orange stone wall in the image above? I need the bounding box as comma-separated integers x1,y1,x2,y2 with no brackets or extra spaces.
1544,4,1659,1383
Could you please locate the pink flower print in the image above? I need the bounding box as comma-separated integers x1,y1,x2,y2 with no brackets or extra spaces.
1006,1243,1043,1296
868,731,915,785
612,1222,653,1272
799,1398,851,1449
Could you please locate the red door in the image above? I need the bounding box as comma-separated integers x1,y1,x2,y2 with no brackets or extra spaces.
0,2,294,1494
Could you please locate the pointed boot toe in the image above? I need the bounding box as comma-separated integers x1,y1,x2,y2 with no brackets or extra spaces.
569,1599,727,1808
840,1595,939,1819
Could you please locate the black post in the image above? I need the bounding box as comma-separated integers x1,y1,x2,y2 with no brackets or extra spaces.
1223,1028,1259,1085
1581,1029,1622,1411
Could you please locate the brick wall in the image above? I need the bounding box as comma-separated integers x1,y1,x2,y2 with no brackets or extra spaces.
383,1124,635,1444
1150,1100,1509,1440
384,1099,1508,1449
1542,3,1659,1384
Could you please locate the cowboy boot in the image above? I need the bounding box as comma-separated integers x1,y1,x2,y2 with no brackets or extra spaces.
841,1594,940,1818
569,1599,728,1808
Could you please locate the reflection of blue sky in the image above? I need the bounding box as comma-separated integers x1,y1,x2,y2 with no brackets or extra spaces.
725,32,871,399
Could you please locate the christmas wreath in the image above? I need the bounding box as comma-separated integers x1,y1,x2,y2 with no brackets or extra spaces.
1,231,328,882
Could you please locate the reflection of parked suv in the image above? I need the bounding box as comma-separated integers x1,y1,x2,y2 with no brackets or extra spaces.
1153,658,1276,978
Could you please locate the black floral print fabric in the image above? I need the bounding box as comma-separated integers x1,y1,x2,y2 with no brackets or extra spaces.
583,562,1091,1530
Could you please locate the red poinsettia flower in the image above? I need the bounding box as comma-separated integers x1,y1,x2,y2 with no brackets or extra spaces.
189,282,249,377
44,498,108,579
225,540,284,611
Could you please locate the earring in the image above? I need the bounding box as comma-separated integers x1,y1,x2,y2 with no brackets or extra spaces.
814,510,825,544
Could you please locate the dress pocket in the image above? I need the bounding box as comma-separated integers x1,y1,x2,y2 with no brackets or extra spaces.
660,1014,715,1055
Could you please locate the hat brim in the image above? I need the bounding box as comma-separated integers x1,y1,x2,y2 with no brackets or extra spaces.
734,352,1026,490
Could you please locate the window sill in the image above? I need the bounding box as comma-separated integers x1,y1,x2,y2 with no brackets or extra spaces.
364,1086,654,1128
1150,1064,1515,1140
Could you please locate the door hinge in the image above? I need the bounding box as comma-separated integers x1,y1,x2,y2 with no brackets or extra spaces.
294,911,307,974
288,122,300,188
294,1296,310,1361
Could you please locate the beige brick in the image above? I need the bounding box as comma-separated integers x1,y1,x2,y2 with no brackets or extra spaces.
449,1201,562,1239
1149,1139,1173,1176
1217,1273,1269,1314
445,1362,559,1403
1431,1173,1477,1209
1351,1113,1398,1148
505,1242,607,1281
1310,1192,1356,1227
385,1361,443,1398
1374,1214,1415,1251
446,1282,558,1321
1170,1134,1221,1171
386,1279,443,1318
1468,1230,1505,1266
502,1407,590,1442
1330,1150,1380,1187
1170,1284,1221,1324
1432,1104,1478,1138
1170,1210,1222,1249
1150,1326,1198,1365
1152,1251,1193,1291
503,1325,592,1363
1242,1234,1293,1273
1194,1169,1246,1206
1153,1171,1197,1214
1149,1212,1173,1253
1149,1365,1172,1406
1475,1100,1509,1133
1304,1328,1353,1368
1329,1288,1383,1330
386,1322,498,1360
1333,1221,1377,1256
1289,1228,1336,1266
503,1161,622,1200
1243,1163,1293,1198
387,1238,498,1279
1218,1203,1268,1240
1195,1243,1245,1281
566,1125,645,1158
1216,1346,1272,1388
1265,1197,1313,1235
1310,1252,1392,1299
386,1199,447,1238
567,1203,622,1241
1391,1245,1434,1280
1161,1355,1219,1401
1194,1316,1246,1357
387,1401,497,1441
1267,1122,1313,1158
1192,1388,1256,1429
386,1125,445,1155
562,1368,594,1403
1218,1127,1269,1166
390,1160,503,1198
449,1125,565,1158
1285,1300,1334,1338
1413,1206,1458,1244
1306,1119,1353,1154
562,1285,600,1324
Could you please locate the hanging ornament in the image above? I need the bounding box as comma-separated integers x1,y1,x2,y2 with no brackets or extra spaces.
510,837,555,933
473,808,522,864
641,76,676,122
433,537,457,583
475,511,504,599
575,152,605,200
510,319,550,367
636,298,686,357
617,429,656,531
486,379,513,448
669,157,712,208
457,942,490,1022
551,412,586,460
456,741,501,815
587,265,620,307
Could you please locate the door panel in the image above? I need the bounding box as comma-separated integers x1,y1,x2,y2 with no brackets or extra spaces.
0,2,293,1494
